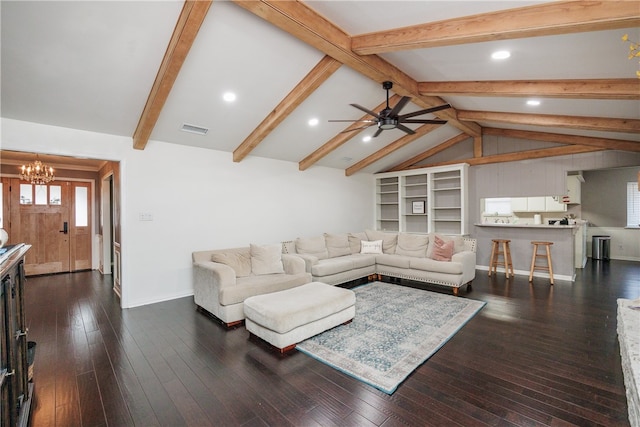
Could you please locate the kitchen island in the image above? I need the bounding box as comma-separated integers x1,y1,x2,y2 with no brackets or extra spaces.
475,223,586,281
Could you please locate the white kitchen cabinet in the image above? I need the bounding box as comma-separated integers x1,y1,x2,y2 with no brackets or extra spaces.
510,197,528,211
566,175,582,204
375,163,468,235
545,196,567,212
527,197,546,212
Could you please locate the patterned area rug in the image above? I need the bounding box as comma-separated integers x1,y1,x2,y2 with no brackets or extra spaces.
297,282,485,394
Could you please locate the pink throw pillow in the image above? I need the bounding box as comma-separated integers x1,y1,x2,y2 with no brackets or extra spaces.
430,236,454,261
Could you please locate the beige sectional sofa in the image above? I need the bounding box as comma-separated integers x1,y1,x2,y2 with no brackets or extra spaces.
284,230,477,296
192,244,311,327
192,230,477,327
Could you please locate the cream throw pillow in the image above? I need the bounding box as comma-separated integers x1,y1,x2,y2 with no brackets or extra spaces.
360,240,383,254
250,243,285,275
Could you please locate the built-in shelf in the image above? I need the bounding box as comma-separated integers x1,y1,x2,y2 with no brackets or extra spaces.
375,164,468,235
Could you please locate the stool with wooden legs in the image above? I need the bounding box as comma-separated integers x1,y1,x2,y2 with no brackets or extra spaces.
488,239,514,278
529,241,554,285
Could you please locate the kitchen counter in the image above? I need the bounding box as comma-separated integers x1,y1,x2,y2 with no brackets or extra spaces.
474,223,585,281
475,223,578,229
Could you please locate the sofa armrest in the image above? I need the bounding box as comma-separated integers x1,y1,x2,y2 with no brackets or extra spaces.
282,254,305,275
291,254,319,274
451,250,476,283
193,261,237,290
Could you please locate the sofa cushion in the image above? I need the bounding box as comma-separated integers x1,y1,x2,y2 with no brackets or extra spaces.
250,243,285,275
395,233,429,257
324,233,352,258
211,250,251,277
296,236,329,260
360,240,383,254
376,253,411,269
219,273,306,306
311,257,355,277
365,229,398,254
350,254,377,269
409,257,464,275
348,232,367,254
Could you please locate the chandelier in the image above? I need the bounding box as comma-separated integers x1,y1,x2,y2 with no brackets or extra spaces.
19,156,55,185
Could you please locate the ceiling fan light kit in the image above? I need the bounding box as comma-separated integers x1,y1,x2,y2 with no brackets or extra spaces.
330,81,451,137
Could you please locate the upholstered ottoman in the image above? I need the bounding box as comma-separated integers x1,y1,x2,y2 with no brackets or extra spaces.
244,282,355,353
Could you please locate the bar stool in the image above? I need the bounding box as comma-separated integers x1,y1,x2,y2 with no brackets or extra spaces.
489,239,514,278
529,241,554,285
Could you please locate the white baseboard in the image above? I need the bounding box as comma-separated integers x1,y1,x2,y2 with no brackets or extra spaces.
476,265,574,282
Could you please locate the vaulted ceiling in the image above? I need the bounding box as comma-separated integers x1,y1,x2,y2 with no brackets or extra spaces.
2,1,639,175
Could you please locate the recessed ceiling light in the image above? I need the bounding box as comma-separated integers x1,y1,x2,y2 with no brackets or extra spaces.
362,135,372,143
222,92,236,102
308,118,319,126
491,50,511,60
526,99,541,106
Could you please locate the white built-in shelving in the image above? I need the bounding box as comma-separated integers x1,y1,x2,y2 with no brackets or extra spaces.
376,176,399,231
375,163,468,235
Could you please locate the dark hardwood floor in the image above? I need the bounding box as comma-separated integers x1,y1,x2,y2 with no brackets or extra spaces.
25,260,639,426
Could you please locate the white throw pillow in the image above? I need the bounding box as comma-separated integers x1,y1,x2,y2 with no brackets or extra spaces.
360,240,383,254
250,243,285,275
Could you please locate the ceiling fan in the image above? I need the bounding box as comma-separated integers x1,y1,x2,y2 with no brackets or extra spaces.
329,81,451,138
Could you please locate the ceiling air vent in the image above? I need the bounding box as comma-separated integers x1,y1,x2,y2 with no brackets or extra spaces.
180,123,209,135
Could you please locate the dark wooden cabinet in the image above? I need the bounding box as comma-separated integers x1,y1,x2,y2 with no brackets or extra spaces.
0,244,32,427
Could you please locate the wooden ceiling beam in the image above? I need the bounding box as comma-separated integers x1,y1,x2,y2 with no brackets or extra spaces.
418,79,640,100
386,133,470,172
345,124,442,176
132,1,212,150
299,95,401,171
458,110,640,133
233,55,341,162
352,1,640,54
403,145,604,171
232,0,481,139
484,127,640,152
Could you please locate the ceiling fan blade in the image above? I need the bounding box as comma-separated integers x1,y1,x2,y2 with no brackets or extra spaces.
388,96,412,117
372,128,384,138
396,124,416,135
339,123,376,133
328,119,376,123
350,104,380,118
401,119,448,125
398,104,451,120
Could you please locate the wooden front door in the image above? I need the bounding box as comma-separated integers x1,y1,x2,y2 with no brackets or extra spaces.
8,179,91,276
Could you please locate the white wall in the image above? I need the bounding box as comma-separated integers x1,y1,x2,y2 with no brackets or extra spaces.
1,118,374,308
